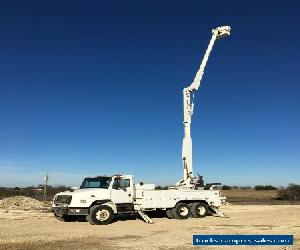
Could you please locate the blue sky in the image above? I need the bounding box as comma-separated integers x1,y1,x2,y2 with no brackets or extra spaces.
0,1,299,187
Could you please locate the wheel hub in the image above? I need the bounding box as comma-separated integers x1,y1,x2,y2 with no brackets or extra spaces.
96,209,109,221
198,206,206,215
179,207,188,216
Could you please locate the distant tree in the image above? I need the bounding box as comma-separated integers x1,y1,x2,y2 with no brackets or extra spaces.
254,185,265,190
277,183,300,201
255,185,277,190
222,185,232,190
264,185,277,190
0,185,71,201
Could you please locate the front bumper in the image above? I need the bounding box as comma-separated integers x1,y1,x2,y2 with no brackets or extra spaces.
52,206,89,217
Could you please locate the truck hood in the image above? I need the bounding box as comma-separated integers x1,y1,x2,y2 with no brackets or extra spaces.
54,188,111,207
56,188,108,196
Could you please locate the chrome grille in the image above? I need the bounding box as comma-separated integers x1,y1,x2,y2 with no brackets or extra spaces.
54,195,72,205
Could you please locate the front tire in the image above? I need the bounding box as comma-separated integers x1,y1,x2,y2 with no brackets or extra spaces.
86,214,95,225
89,205,114,225
172,203,190,219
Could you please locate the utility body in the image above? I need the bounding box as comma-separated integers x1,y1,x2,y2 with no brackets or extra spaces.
52,26,231,224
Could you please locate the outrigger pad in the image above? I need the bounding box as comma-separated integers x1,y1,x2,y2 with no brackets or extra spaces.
209,206,229,218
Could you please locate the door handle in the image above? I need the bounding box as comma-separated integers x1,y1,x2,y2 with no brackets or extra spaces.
128,194,131,197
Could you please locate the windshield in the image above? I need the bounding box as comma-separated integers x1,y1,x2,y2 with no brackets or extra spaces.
80,177,112,189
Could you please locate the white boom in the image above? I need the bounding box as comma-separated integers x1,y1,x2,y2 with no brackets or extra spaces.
177,26,231,188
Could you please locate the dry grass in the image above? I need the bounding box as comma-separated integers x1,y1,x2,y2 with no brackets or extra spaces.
222,189,300,205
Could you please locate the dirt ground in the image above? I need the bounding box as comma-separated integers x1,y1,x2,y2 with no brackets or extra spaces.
0,205,299,250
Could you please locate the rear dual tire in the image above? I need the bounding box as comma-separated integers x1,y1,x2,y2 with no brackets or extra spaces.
166,203,190,219
166,209,175,219
190,202,208,218
173,203,190,219
166,202,208,219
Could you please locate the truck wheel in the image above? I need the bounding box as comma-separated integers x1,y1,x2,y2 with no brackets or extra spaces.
190,202,208,218
166,209,175,219
172,203,190,219
89,205,114,225
86,214,95,225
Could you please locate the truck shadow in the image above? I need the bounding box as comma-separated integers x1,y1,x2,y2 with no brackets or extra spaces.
73,210,215,224
114,210,166,223
73,210,167,223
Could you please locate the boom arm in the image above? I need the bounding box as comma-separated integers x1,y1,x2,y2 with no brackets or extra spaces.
178,26,231,188
188,26,231,92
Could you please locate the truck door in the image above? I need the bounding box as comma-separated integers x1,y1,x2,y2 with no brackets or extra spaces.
111,177,133,204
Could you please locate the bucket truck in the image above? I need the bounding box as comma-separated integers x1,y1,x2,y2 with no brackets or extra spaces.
52,26,231,225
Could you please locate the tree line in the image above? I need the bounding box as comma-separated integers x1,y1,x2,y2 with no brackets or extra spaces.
221,183,300,201
0,185,70,201
1,183,299,201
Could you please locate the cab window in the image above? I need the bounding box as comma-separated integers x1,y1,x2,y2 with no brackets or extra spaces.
113,178,130,189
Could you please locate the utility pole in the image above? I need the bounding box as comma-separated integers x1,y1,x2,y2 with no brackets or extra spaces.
43,173,48,201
